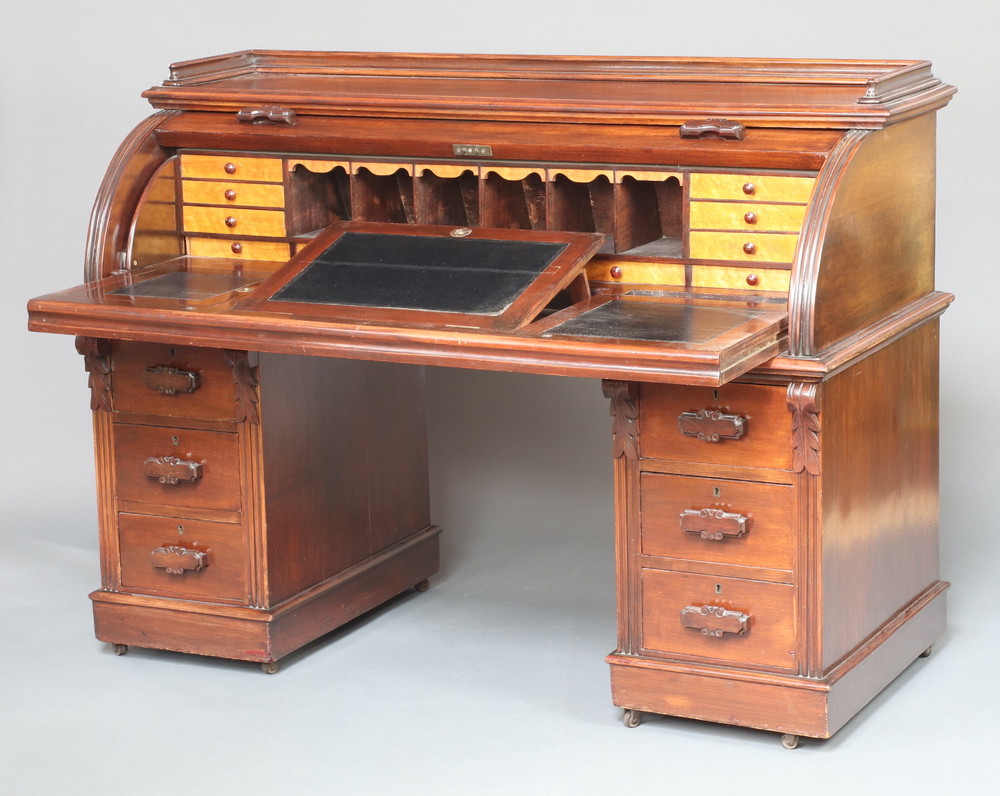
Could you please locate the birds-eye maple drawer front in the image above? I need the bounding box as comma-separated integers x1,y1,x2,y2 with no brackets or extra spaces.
112,343,238,420
688,173,815,204
689,202,807,233
182,205,287,237
181,179,285,208
688,231,799,263
113,424,241,513
641,569,796,670
640,383,793,471
640,472,794,572
118,513,245,602
179,154,284,183
186,237,292,262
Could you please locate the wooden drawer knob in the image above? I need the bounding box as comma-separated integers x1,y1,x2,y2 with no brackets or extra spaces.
224,189,237,201
225,216,238,228
680,508,749,541
744,211,757,224
681,605,750,637
150,545,208,575
746,273,759,286
224,162,237,175
743,242,756,255
143,456,202,484
610,266,623,279
742,182,755,195
141,365,200,396
231,242,243,254
677,409,747,441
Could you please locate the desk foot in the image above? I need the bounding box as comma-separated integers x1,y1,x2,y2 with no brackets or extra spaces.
414,578,430,592
112,643,128,656
918,645,932,658
780,734,800,750
262,661,280,674
623,709,641,728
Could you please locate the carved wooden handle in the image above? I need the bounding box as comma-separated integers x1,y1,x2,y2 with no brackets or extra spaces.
679,119,746,141
141,366,201,395
236,105,297,125
150,545,208,575
677,410,747,441
143,456,202,484
680,508,749,541
680,605,750,637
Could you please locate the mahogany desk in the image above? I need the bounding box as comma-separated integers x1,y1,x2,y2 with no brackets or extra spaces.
27,52,956,748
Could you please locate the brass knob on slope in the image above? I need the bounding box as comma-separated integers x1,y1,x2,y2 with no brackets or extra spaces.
743,242,756,255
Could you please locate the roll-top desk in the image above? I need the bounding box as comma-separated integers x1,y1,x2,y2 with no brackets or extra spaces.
27,52,956,748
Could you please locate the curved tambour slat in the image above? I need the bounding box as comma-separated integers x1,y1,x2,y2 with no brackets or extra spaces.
84,110,181,282
787,129,869,356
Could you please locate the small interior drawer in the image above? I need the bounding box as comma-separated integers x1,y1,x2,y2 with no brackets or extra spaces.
689,231,799,263
118,512,245,602
186,237,291,262
641,568,796,670
689,173,815,203
111,343,238,420
181,179,285,208
639,383,793,471
180,154,283,183
182,205,287,237
113,424,241,513
640,472,794,572
689,201,807,233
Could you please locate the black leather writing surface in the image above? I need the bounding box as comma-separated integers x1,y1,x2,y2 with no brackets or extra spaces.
110,272,259,300
271,232,568,315
547,301,763,344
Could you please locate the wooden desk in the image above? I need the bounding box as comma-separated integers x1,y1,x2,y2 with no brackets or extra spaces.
27,52,956,748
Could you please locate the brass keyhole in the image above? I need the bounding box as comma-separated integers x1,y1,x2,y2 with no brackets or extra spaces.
713,389,719,400
178,525,184,535
715,584,722,595
172,436,179,446
714,487,721,498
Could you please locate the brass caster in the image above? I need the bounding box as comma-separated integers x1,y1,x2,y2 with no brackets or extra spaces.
623,709,641,728
414,579,430,592
781,734,800,750
262,661,280,674
111,643,128,656
919,645,933,658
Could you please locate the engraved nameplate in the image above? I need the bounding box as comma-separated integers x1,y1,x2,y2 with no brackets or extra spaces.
453,144,493,157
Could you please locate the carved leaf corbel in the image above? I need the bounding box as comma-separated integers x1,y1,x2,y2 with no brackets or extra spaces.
787,383,821,475
602,380,639,460
75,336,113,411
224,350,260,425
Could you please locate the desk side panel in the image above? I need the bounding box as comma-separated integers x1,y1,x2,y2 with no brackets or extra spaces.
258,354,430,606
820,320,941,670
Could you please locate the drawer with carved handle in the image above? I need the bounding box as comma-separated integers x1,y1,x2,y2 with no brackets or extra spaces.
111,343,239,420
640,472,794,572
113,424,240,513
118,513,246,601
640,383,793,471
641,569,795,670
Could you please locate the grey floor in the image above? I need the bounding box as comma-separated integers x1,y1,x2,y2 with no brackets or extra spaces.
4,0,1000,792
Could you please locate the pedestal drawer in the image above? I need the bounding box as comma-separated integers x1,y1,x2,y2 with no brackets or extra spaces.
641,569,796,670
640,383,792,470
112,343,238,420
118,513,246,602
640,472,794,572
113,424,241,513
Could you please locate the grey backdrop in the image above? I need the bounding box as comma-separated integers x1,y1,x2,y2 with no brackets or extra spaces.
2,2,997,793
